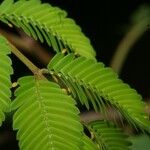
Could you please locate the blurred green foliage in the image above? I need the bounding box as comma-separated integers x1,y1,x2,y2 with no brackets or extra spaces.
130,134,150,150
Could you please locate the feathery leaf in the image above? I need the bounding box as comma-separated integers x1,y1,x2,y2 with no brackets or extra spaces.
0,36,12,125
48,53,150,132
11,76,83,150
87,120,131,150
0,0,96,58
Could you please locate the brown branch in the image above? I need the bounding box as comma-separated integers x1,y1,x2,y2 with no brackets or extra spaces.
7,41,46,80
0,28,52,65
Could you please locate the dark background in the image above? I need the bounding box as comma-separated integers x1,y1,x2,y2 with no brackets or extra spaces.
0,0,150,149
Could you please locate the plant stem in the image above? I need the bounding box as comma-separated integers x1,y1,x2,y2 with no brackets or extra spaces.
110,20,148,74
0,28,51,65
8,41,46,79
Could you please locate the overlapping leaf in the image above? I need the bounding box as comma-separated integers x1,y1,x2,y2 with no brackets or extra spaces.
0,36,12,125
11,76,83,150
48,53,150,132
0,0,96,58
87,121,131,150
82,135,98,150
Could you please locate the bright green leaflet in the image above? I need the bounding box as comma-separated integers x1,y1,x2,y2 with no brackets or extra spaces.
87,121,131,150
0,0,96,58
48,53,150,133
0,36,12,125
11,76,84,150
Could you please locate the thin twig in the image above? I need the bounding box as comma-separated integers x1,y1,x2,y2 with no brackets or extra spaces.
110,20,148,74
0,28,52,65
8,41,46,80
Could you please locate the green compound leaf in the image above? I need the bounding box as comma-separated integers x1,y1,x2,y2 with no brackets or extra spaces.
48,53,150,133
0,0,96,58
0,36,12,126
11,76,83,150
87,121,131,150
